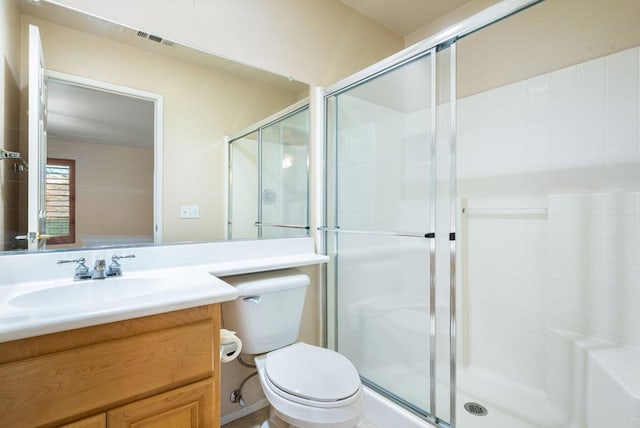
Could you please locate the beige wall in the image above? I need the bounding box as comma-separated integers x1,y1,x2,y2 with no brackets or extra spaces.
47,137,153,249
0,0,21,250
20,15,303,243
405,0,500,47
49,0,404,87
12,9,329,420
407,0,640,98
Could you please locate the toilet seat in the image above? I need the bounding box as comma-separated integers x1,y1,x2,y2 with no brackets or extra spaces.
255,345,363,428
264,343,361,408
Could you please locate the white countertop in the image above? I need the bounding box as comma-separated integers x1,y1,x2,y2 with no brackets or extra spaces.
0,238,329,344
0,265,238,343
0,237,328,343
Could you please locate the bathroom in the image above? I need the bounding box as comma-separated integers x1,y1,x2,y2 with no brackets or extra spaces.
0,0,638,427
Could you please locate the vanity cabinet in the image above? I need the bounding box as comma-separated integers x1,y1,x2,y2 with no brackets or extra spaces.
107,378,213,427
0,305,221,428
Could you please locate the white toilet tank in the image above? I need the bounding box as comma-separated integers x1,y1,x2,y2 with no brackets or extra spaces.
221,269,310,355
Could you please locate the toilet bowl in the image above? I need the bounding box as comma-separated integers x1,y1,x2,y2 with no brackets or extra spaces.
255,343,362,428
221,269,363,428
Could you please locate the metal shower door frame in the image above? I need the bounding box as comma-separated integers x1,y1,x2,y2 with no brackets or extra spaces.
320,47,448,426
319,1,544,426
227,99,311,239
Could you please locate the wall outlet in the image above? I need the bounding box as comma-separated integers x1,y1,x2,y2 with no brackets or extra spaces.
180,205,200,219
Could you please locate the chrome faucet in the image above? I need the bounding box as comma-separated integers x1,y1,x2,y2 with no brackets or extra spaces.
92,259,107,279
58,254,135,280
106,254,136,277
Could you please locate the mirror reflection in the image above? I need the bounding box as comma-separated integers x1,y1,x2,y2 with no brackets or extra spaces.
229,102,310,240
1,0,309,253
44,77,157,250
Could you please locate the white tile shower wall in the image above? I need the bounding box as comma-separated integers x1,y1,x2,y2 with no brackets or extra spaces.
460,214,548,390
336,95,432,234
547,192,640,345
458,47,639,196
336,95,385,230
456,45,640,412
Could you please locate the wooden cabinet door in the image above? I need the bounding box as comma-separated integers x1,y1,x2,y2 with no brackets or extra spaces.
61,414,106,428
107,378,214,428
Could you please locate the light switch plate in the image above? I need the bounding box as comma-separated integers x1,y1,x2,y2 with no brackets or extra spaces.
180,205,200,219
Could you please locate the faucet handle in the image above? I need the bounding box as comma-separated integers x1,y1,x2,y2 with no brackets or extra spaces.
112,254,136,261
57,257,91,280
107,254,136,277
57,257,85,265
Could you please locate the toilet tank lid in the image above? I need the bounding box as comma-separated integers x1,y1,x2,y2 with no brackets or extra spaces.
221,269,310,296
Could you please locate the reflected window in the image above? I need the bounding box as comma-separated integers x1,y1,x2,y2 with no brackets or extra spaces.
45,158,75,244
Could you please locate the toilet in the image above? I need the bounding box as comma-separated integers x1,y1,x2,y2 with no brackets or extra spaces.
221,269,362,428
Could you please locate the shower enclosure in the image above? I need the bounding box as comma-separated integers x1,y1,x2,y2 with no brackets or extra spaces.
228,101,310,240
323,0,640,427
322,37,457,428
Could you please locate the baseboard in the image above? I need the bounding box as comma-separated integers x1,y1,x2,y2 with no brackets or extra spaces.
220,399,270,426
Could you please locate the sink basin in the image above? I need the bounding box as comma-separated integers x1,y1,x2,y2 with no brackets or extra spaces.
0,264,239,344
9,277,175,309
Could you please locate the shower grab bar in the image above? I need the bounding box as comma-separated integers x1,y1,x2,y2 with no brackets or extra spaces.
317,226,433,239
254,222,310,230
462,208,548,216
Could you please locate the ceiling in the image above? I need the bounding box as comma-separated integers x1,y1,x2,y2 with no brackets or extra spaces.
341,0,472,36
22,0,308,149
47,80,155,147
34,0,474,146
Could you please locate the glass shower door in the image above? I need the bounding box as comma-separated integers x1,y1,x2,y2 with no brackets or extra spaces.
260,108,310,238
229,131,259,239
228,104,310,239
325,48,455,425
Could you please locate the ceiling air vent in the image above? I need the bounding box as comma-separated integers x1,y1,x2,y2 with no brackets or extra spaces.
136,30,174,47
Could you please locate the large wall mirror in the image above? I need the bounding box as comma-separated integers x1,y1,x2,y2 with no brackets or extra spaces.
0,0,309,253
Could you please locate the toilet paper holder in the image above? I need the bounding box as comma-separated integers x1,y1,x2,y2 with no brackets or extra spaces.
220,329,242,363
221,341,238,358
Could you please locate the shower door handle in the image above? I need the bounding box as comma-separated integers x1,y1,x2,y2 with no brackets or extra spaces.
317,226,433,238
254,222,310,230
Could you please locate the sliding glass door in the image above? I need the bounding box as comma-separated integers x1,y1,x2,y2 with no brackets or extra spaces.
260,108,310,238
324,46,456,426
228,103,310,239
229,131,259,239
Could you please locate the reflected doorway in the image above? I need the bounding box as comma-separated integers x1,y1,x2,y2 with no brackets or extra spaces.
40,73,162,249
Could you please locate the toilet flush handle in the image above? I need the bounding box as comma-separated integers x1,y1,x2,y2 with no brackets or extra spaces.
243,296,262,304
